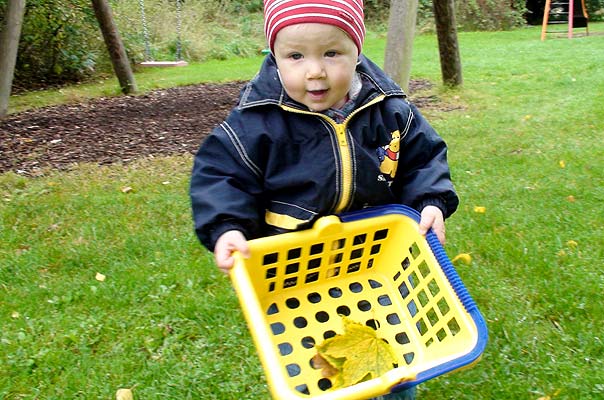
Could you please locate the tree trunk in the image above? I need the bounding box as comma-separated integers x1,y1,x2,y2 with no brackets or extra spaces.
0,0,26,118
91,0,137,94
433,0,463,86
384,0,419,93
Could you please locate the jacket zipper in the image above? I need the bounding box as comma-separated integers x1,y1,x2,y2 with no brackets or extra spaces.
281,95,386,213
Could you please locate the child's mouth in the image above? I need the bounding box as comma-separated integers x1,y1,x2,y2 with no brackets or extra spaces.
308,89,328,98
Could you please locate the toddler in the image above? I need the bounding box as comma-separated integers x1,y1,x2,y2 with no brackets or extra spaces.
190,1,459,398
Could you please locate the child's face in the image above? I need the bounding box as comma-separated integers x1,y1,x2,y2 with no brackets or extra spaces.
273,23,358,112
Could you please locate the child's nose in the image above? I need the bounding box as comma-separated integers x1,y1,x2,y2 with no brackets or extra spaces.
306,60,326,79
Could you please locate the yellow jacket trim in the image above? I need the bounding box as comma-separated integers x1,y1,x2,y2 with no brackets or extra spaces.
265,210,310,230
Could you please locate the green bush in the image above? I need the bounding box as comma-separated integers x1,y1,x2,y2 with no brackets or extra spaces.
456,0,527,30
111,0,265,64
582,0,603,20
416,0,526,31
10,0,599,90
1,0,101,91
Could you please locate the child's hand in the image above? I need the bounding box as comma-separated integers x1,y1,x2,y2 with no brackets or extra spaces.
419,205,446,245
214,230,250,274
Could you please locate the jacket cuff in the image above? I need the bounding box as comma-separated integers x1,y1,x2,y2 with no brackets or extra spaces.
206,221,249,252
414,197,448,218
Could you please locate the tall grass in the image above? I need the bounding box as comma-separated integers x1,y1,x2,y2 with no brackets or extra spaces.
2,24,604,399
111,0,266,64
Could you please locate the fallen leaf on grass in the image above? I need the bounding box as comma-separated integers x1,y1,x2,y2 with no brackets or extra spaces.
566,240,578,248
121,186,133,193
95,272,106,282
116,388,133,400
473,206,486,213
315,317,398,389
452,253,472,265
537,388,561,400
566,195,576,202
558,160,566,168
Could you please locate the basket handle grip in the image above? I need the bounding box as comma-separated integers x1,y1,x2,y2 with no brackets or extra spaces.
312,215,343,237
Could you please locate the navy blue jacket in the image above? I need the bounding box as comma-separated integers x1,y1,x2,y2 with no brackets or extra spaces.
190,54,459,251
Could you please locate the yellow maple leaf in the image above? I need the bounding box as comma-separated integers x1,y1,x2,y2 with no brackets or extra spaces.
116,388,133,400
452,253,472,265
473,206,486,213
315,318,398,389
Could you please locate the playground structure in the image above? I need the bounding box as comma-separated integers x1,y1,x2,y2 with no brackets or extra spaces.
541,0,589,40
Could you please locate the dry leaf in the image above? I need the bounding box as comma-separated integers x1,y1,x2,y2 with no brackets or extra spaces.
116,388,133,400
121,186,133,193
452,253,472,265
95,272,106,282
311,353,340,378
473,206,486,213
566,195,576,202
315,318,398,389
11,311,20,319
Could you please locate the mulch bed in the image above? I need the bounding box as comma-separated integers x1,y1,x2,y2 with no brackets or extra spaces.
0,79,455,176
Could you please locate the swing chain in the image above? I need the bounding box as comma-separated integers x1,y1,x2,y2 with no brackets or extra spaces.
138,0,152,61
176,0,183,61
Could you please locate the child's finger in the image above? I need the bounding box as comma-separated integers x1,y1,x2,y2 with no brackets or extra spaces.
237,240,251,259
215,249,235,272
418,213,435,236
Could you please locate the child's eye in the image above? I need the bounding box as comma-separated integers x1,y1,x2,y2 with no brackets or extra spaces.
325,51,337,57
289,53,303,60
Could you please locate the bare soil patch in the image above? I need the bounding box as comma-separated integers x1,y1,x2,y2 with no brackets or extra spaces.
0,79,456,175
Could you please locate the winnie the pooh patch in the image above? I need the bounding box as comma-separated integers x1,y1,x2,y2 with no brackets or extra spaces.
377,130,400,180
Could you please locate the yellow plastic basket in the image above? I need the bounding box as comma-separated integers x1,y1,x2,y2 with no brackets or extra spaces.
230,205,487,400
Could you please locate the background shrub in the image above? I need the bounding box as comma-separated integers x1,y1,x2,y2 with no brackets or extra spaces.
4,0,600,90
1,0,101,91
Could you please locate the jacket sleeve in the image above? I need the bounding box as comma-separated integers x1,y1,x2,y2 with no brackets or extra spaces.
393,103,459,218
189,120,264,251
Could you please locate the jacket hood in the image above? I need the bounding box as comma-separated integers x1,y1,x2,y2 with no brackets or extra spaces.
238,54,406,110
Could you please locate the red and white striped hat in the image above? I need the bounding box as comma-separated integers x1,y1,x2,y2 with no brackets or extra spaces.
264,0,365,55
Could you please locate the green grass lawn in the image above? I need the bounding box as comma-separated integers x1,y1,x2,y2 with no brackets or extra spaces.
2,23,604,399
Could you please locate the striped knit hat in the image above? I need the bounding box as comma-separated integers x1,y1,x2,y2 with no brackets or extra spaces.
264,0,365,55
